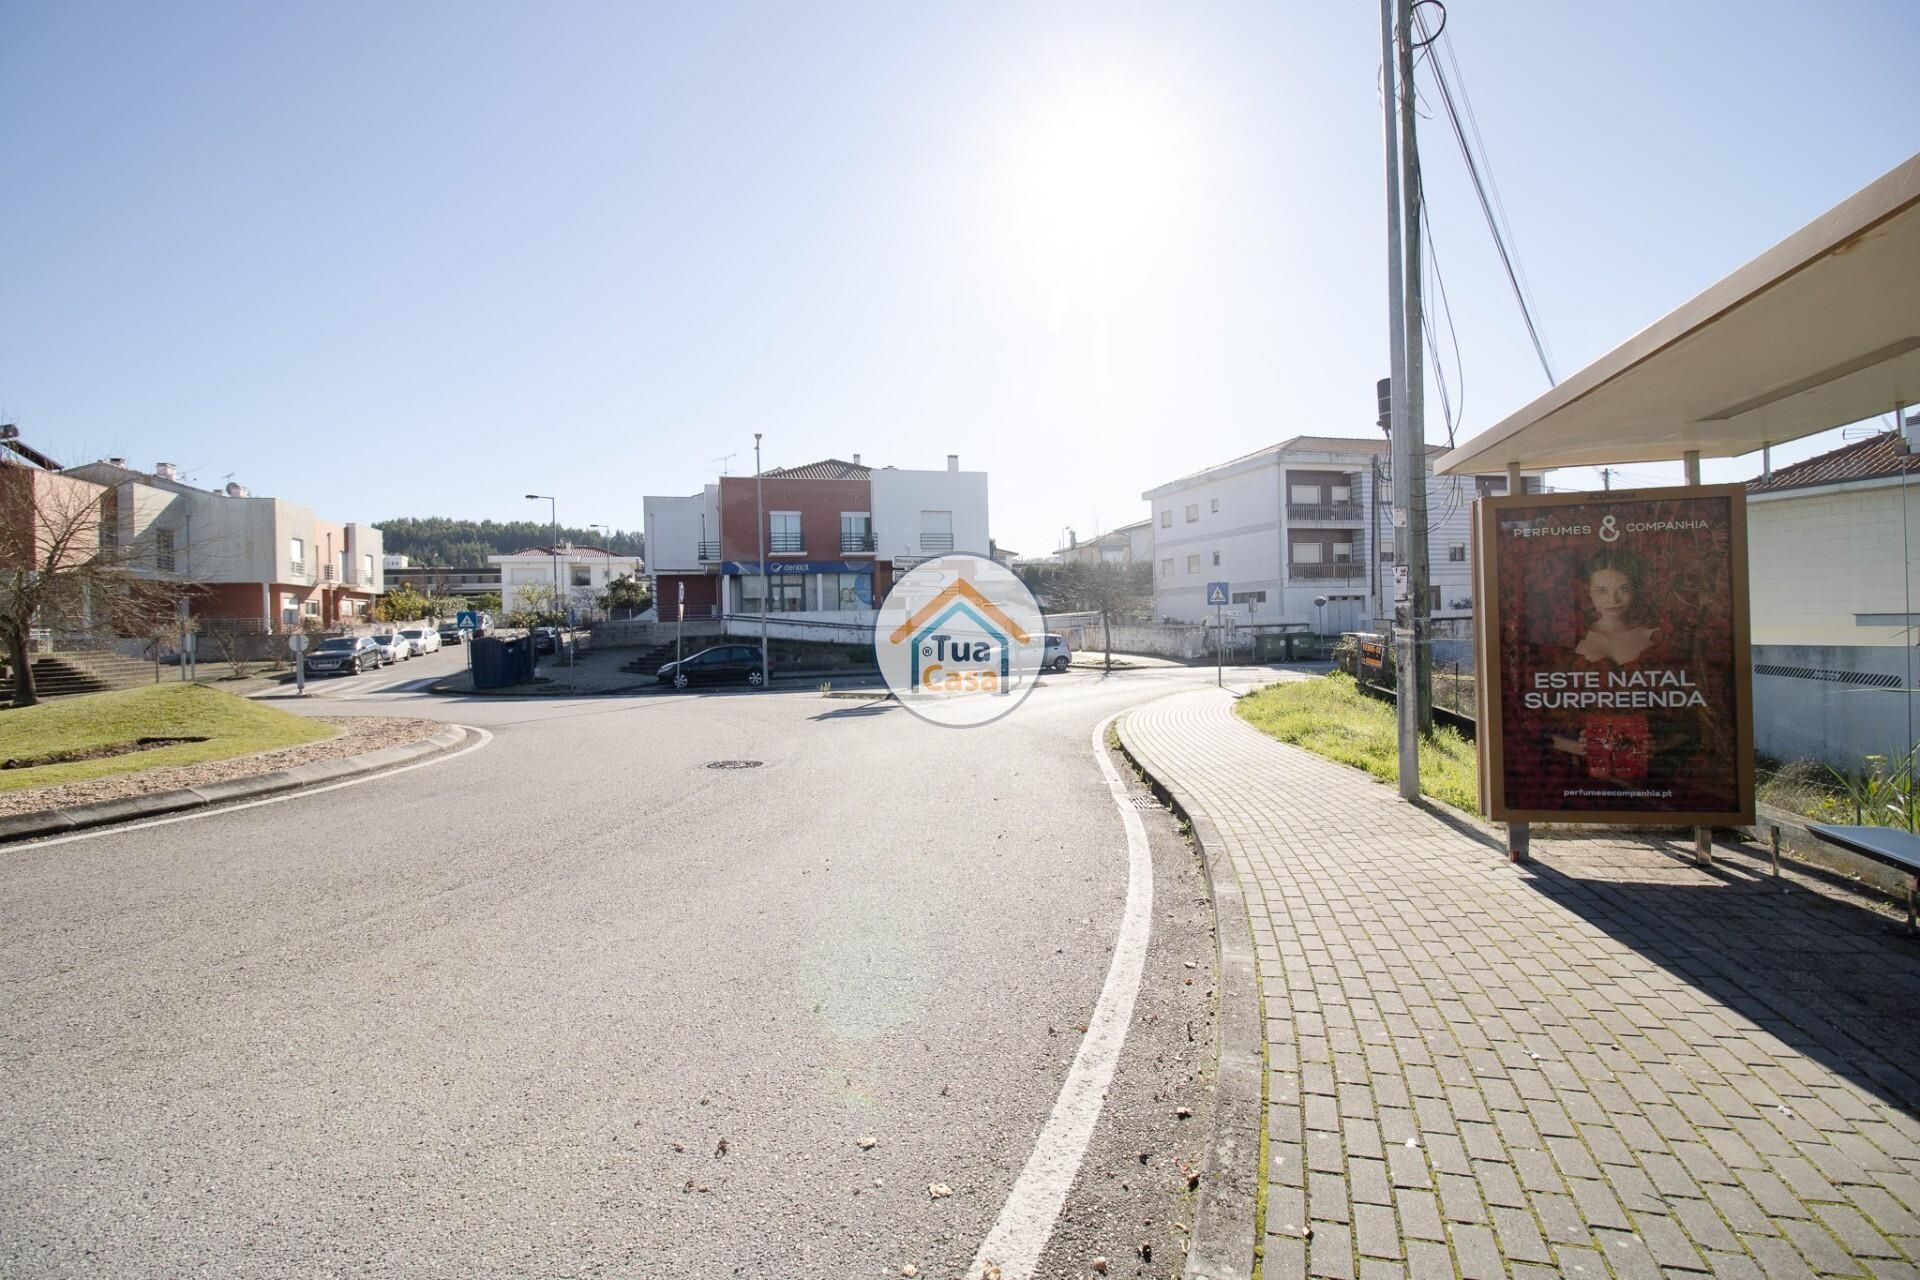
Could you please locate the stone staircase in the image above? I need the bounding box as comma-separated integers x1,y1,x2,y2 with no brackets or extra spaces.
619,642,681,677
0,651,160,703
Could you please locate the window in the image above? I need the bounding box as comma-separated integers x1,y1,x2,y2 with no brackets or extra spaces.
738,574,765,613
841,512,873,553
1290,484,1321,505
303,599,319,617
155,528,176,573
1430,586,1442,613
770,512,803,554
1332,540,1353,563
1210,498,1220,513
1185,503,1199,523
363,554,374,581
1186,554,1200,574
100,490,118,548
281,594,299,628
1231,590,1268,605
1160,510,1172,528
1380,547,1395,563
1449,544,1466,563
920,510,953,552
1331,484,1352,504
289,536,305,574
572,564,593,587
1160,558,1173,578
1294,542,1324,565
772,577,805,612
1211,551,1221,567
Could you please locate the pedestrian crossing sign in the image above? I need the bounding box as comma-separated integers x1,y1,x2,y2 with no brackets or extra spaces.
1206,581,1230,607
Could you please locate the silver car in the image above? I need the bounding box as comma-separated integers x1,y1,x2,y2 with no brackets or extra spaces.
1043,633,1072,673
399,625,439,656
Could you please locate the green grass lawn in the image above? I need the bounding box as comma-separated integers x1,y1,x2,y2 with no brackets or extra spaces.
1235,672,1481,814
0,683,336,793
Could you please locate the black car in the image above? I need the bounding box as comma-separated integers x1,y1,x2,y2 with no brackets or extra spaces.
438,622,468,645
532,626,560,654
303,635,386,676
657,644,767,689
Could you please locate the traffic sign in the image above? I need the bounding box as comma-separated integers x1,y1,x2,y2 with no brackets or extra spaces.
287,632,309,654
1206,581,1230,607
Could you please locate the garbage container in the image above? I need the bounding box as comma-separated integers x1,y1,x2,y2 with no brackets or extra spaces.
470,635,535,689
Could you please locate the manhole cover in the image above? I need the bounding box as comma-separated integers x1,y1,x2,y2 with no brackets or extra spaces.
705,760,764,770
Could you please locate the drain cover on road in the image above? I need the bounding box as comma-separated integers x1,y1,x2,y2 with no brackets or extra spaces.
705,760,764,770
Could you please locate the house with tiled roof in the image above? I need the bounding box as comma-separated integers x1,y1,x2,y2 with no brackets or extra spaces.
643,452,989,631
1746,421,1920,644
1139,435,1544,633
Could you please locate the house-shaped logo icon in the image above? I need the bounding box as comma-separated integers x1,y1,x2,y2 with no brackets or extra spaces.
887,577,1033,693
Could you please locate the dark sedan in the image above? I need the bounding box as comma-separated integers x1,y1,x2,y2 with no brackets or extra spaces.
657,644,767,689
532,626,561,654
302,635,386,676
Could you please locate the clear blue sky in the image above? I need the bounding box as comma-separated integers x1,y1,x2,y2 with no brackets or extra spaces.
3,2,1914,556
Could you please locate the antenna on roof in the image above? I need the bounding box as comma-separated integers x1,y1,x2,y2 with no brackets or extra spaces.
712,452,737,475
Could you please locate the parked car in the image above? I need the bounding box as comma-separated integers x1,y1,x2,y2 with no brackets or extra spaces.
399,625,439,656
532,625,560,654
656,644,767,689
370,631,410,663
438,621,469,645
303,635,386,676
1043,633,1072,672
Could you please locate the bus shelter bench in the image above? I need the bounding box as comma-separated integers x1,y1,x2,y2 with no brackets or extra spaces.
1806,823,1920,933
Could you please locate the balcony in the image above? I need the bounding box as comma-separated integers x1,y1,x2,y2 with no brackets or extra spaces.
697,541,721,561
769,532,805,554
1286,503,1364,523
1289,562,1365,582
920,532,954,552
840,531,877,554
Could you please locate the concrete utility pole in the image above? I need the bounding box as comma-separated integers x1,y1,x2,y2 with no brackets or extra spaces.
1397,0,1434,739
1380,0,1419,800
755,433,769,687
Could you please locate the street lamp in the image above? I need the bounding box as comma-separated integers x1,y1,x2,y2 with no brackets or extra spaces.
755,434,768,687
588,523,612,624
525,493,558,634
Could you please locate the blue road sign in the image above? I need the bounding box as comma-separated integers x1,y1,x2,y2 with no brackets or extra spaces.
1206,581,1230,607
457,610,480,630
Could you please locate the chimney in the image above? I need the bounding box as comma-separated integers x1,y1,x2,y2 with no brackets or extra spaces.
107,456,126,467
947,454,959,472
154,462,179,481
1068,530,1077,548
852,453,861,466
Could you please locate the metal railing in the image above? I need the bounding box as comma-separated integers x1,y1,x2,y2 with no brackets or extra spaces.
1288,562,1365,581
1287,503,1364,522
841,531,877,553
768,532,805,554
920,532,954,552
697,541,721,561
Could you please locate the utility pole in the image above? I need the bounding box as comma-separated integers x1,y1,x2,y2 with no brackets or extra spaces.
1381,0,1420,799
755,433,769,687
1397,0,1433,739
1599,466,1615,491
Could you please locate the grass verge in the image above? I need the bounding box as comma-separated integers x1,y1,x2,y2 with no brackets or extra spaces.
0,684,336,793
1234,671,1480,814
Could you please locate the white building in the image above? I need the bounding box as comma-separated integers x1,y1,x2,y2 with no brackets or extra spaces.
490,545,644,621
1057,518,1153,567
1141,435,1538,633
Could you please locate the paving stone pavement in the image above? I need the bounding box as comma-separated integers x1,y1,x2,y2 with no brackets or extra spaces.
1122,686,1920,1280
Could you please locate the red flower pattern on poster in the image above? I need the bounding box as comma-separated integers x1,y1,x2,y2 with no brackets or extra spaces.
1485,490,1747,819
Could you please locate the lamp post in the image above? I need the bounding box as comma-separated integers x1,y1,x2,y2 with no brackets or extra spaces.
588,524,612,625
755,433,769,688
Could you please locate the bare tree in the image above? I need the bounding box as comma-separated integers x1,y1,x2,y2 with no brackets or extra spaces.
1050,561,1152,672
0,466,177,707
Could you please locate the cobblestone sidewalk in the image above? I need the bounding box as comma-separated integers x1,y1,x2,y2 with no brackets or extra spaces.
1122,687,1920,1280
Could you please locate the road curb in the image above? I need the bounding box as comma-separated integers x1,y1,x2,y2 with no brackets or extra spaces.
1114,711,1260,1280
0,724,476,844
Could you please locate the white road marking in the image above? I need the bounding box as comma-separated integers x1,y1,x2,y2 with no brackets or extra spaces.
966,711,1156,1280
13,725,495,849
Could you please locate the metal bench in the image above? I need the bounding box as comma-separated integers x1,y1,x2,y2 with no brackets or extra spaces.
1806,823,1920,933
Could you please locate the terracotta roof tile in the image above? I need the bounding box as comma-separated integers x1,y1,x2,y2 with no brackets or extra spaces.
761,458,872,479
1746,431,1919,494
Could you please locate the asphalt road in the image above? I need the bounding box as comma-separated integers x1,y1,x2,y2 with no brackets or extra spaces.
1,657,1281,1278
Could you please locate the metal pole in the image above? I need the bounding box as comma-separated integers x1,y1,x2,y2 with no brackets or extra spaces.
756,432,769,687
1216,601,1223,688
1682,450,1713,866
1505,459,1529,862
1398,0,1432,740
1382,0,1417,801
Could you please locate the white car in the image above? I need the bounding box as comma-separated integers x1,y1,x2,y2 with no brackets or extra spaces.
399,625,440,656
1043,633,1072,672
370,631,409,663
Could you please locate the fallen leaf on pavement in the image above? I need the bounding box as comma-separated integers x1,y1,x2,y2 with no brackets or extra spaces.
928,1183,953,1199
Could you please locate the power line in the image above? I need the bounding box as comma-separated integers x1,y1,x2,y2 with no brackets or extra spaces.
1411,5,1558,387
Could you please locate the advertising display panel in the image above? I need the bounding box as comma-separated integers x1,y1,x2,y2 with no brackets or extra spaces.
1475,485,1753,825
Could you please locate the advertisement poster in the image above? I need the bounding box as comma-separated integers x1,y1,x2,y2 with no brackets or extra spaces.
1475,485,1753,825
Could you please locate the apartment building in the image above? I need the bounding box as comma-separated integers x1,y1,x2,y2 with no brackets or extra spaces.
1056,518,1153,567
1141,435,1538,633
62,459,384,628
644,454,989,623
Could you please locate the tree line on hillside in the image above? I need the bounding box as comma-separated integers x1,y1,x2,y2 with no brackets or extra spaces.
375,517,644,566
